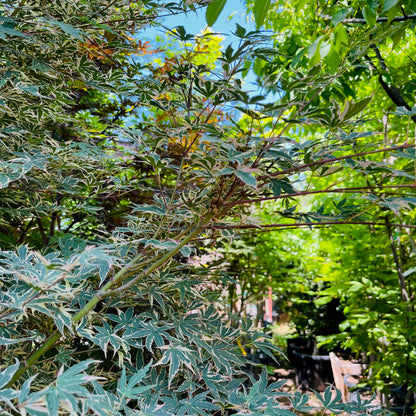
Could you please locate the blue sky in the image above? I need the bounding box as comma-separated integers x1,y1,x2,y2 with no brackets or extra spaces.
141,2,260,90
143,2,256,49
162,2,254,37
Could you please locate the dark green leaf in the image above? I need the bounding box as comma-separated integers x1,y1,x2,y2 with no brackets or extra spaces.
205,0,227,27
363,5,377,26
0,23,28,39
235,23,246,38
270,179,295,196
341,96,372,121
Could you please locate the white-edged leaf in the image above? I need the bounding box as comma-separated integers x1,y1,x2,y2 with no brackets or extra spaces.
403,267,416,277
145,239,178,249
0,24,28,39
118,362,154,399
132,204,166,215
0,336,33,346
47,19,82,39
179,246,192,257
235,169,257,188
0,360,19,389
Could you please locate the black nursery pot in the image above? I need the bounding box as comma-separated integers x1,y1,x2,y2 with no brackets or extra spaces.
287,339,334,392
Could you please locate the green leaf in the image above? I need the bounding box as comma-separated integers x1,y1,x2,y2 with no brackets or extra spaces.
133,204,166,215
363,5,377,26
57,359,100,383
0,336,33,346
215,167,235,176
270,179,296,196
307,37,322,59
319,41,331,59
291,47,307,67
205,0,227,27
294,0,308,13
145,239,178,249
179,245,192,257
18,375,37,405
91,322,123,355
326,49,341,72
157,344,198,386
340,96,372,121
394,106,416,116
253,0,271,29
331,8,351,25
313,296,333,306
18,84,42,97
46,388,59,416
382,0,399,12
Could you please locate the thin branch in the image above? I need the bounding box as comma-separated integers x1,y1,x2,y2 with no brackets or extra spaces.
386,217,410,302
223,184,416,207
370,43,388,72
35,217,49,246
18,217,35,244
321,13,416,24
92,6,206,27
258,143,416,181
48,211,57,240
369,43,416,123
207,221,416,230
345,14,416,23
89,0,119,20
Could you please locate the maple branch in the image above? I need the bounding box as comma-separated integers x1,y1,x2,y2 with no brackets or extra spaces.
258,143,416,181
224,184,416,207
342,14,416,24
320,13,416,24
207,221,416,230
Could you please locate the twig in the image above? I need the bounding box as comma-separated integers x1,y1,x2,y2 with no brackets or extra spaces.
223,184,416,207
321,13,416,24
207,221,416,230
258,143,416,181
368,44,416,123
